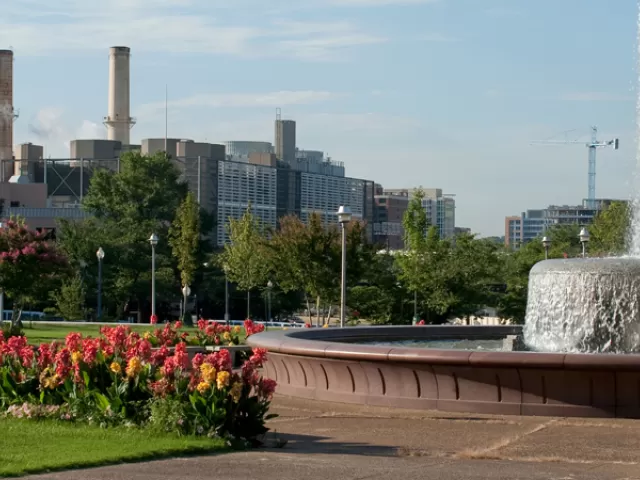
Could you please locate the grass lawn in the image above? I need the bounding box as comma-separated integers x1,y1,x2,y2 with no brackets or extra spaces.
15,323,199,345
0,418,227,477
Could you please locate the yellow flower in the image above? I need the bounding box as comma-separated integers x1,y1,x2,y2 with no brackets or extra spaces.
71,351,82,364
216,370,230,389
197,381,211,394
126,356,142,378
322,323,329,328
230,382,242,403
200,363,216,383
283,327,288,331
143,331,152,340
233,326,241,334
110,362,122,375
223,331,231,341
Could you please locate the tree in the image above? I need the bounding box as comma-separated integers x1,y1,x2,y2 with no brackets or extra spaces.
269,213,340,325
65,151,190,322
52,274,85,321
170,192,201,323
220,207,270,318
590,201,630,255
0,219,68,326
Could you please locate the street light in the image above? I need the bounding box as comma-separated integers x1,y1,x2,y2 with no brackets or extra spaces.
223,264,230,325
337,205,352,328
579,228,590,258
541,236,551,260
96,247,105,320
182,284,191,319
149,233,158,321
266,280,273,322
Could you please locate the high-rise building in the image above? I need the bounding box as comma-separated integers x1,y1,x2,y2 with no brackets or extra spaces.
381,188,456,241
274,119,296,164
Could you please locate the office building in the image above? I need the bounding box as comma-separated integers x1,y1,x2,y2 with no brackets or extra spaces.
504,198,627,248
379,188,456,243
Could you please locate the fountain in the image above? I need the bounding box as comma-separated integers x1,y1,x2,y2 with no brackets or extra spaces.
524,258,640,353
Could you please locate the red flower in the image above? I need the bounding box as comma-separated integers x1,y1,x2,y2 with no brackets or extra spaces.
416,320,426,326
258,378,277,399
150,345,170,366
150,314,158,325
249,348,268,367
304,323,311,328
175,321,183,329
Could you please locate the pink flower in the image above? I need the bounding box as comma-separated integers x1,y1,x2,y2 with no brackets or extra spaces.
150,314,158,325
192,353,205,370
175,321,183,329
416,320,425,326
65,332,83,352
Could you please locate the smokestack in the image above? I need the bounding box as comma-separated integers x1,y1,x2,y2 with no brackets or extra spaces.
103,46,135,145
0,50,15,166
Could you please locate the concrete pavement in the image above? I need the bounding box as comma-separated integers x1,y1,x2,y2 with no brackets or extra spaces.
25,396,640,479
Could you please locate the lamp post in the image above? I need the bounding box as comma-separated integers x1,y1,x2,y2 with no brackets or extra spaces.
149,233,158,320
542,236,551,260
182,284,191,319
337,205,352,328
223,264,230,325
579,227,590,258
266,280,273,322
96,247,105,320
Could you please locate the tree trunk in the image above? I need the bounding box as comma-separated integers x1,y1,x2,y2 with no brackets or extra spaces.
11,304,23,329
325,305,333,326
305,297,312,325
315,296,321,327
247,289,251,319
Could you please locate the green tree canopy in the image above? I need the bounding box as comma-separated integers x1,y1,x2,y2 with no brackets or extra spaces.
220,206,270,318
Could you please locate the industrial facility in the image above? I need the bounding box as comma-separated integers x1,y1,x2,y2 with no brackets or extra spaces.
0,46,456,247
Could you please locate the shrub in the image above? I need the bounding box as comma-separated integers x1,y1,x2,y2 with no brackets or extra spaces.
0,325,276,443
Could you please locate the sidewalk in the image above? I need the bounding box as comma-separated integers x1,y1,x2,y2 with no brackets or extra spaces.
26,395,640,479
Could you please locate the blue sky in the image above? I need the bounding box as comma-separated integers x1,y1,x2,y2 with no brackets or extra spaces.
2,0,639,235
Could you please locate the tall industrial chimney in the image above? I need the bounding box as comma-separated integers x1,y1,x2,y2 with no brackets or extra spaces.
103,46,135,145
0,50,16,177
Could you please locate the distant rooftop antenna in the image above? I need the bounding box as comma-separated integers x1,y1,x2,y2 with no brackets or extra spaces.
276,107,281,121
164,85,168,153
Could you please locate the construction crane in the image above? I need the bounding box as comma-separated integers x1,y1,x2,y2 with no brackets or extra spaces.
531,126,619,209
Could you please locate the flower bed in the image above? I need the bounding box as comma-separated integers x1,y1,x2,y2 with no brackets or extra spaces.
0,319,275,445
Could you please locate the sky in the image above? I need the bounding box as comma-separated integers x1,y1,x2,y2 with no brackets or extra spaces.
2,0,639,236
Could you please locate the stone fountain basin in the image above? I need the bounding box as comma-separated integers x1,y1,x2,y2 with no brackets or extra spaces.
247,325,640,418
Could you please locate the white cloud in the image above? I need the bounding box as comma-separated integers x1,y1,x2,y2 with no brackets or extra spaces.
137,90,338,118
2,0,386,61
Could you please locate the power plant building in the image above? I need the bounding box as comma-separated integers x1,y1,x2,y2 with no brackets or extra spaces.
0,46,378,244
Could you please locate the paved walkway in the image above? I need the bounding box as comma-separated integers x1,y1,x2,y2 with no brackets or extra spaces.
27,396,640,479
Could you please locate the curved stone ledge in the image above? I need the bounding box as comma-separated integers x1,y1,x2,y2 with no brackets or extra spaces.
247,326,640,418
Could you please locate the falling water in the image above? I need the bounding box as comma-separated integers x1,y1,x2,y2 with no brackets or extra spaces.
628,4,640,255
524,259,640,353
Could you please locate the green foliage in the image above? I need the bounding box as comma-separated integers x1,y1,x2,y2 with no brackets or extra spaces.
57,152,194,321
348,285,395,324
52,274,86,321
169,192,201,289
220,207,270,316
589,201,630,255
269,213,340,323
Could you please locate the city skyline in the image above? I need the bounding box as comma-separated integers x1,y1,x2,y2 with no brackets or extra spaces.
2,0,638,236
